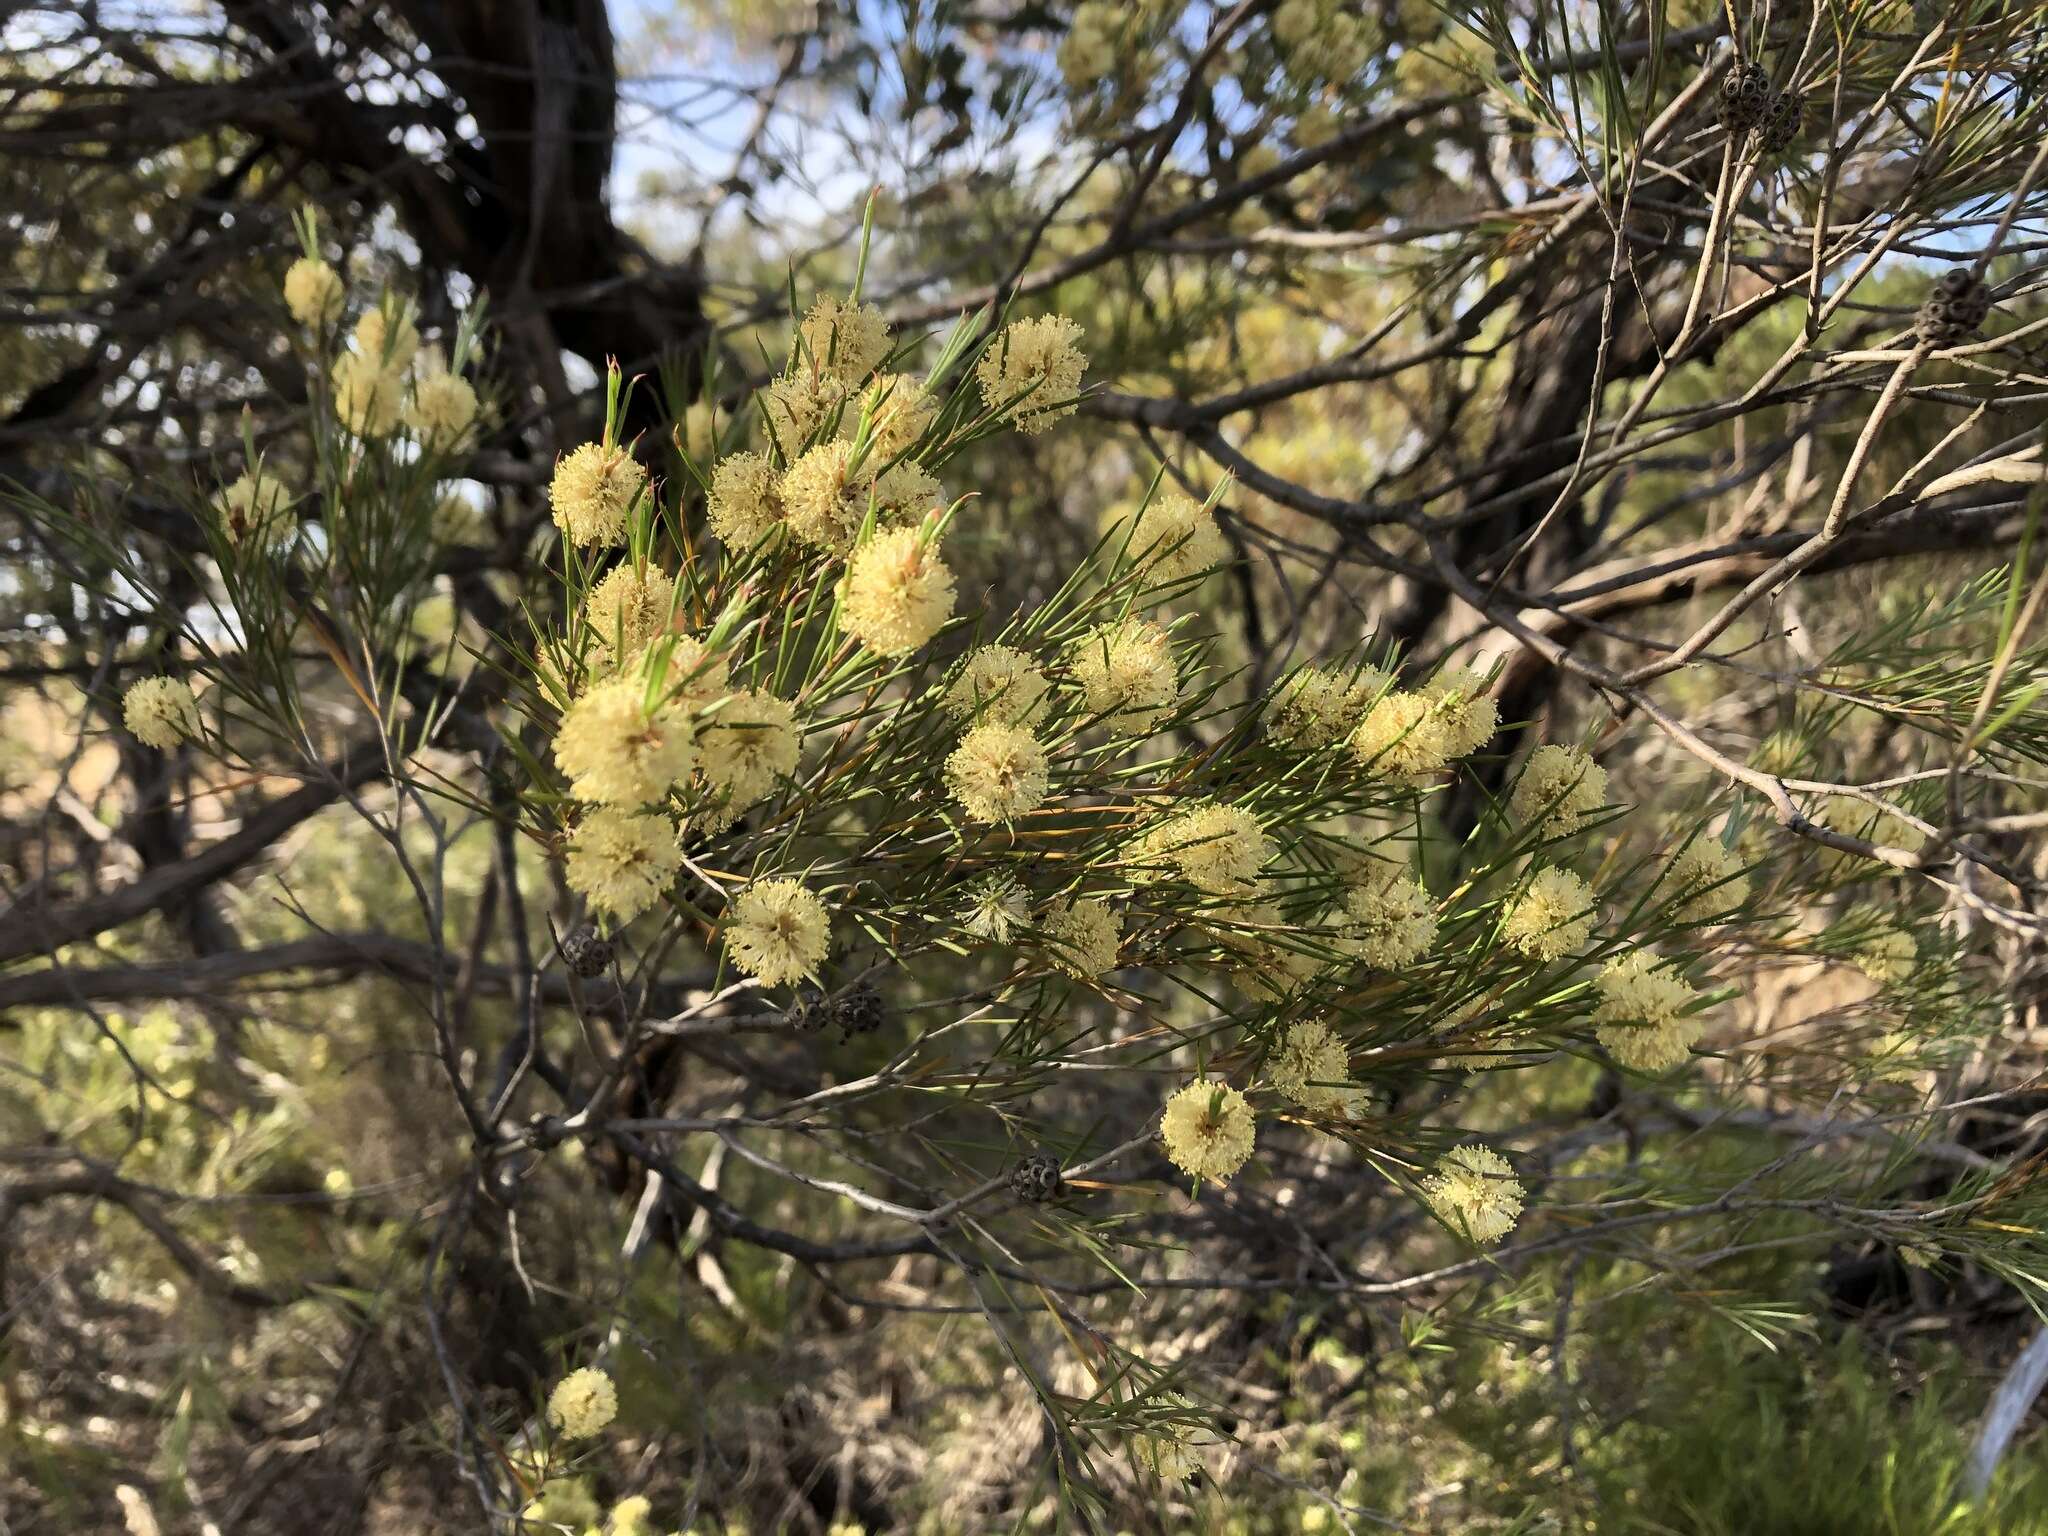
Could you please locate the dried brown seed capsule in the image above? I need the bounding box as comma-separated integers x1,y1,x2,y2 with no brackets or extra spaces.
1007,1153,1063,1203
1916,268,1993,344
835,977,887,1039
559,925,613,979
1717,62,1772,135
1758,88,1803,154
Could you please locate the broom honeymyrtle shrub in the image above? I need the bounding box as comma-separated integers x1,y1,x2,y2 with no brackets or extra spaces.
20,197,2048,1531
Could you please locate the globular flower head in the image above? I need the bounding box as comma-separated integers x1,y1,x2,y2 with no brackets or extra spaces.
352,304,419,370
546,1368,617,1440
1502,866,1595,961
780,441,871,553
552,676,697,807
1423,664,1498,760
944,645,1052,729
583,562,677,671
1069,617,1178,732
869,460,943,523
1665,839,1750,923
801,293,892,386
1268,665,1389,749
1211,901,1324,1001
564,809,680,921
331,352,404,438
725,878,831,986
1349,690,1453,781
659,633,733,711
1341,864,1438,969
1142,802,1272,896
213,471,294,548
762,370,835,451
1511,743,1608,839
839,525,956,655
699,690,800,809
1041,896,1122,978
945,722,1051,823
1266,1018,1360,1117
1105,492,1228,583
405,371,479,453
283,256,345,329
708,451,784,549
1161,1079,1257,1182
1592,951,1702,1071
962,875,1031,945
123,676,201,750
1127,1393,1212,1483
550,442,647,549
848,372,936,459
975,314,1087,433
1422,1144,1523,1244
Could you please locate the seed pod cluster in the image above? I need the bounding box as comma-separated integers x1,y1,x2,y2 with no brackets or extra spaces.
1916,268,1993,344
559,925,614,978
1007,1152,1064,1203
834,977,887,1039
1758,88,1803,155
1717,62,1772,135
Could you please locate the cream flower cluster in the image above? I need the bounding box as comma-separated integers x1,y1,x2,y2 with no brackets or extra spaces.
1664,839,1750,923
1422,1144,1523,1245
1069,617,1178,731
1592,951,1702,1071
122,676,201,750
838,525,957,655
213,471,293,549
1511,744,1608,838
564,809,681,921
1844,906,1917,984
945,722,1050,823
546,1368,618,1440
550,442,649,548
552,675,696,807
1502,866,1596,961
1266,1018,1361,1117
944,645,1053,729
1104,492,1228,583
1342,864,1438,969
1139,803,1271,896
1042,897,1122,978
283,256,345,329
1160,1079,1256,1182
725,879,832,986
1268,664,1391,749
583,563,677,670
976,315,1087,433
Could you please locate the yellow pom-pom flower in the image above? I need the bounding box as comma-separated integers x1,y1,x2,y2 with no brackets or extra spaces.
1266,1018,1360,1117
1664,840,1749,923
1502,866,1595,961
123,676,200,750
1342,865,1438,968
404,371,479,453
945,722,1050,823
564,810,680,921
801,293,892,386
583,563,677,671
352,305,419,370
869,460,943,523
1592,951,1701,1071
1268,665,1389,749
1511,743,1608,838
552,676,697,807
780,441,870,553
975,314,1087,433
1161,1079,1257,1182
283,256,345,328
1349,690,1453,781
1105,492,1228,582
1816,794,1926,877
1069,617,1178,731
1846,907,1918,984
213,471,293,547
546,1367,617,1440
962,876,1030,944
331,352,404,438
1422,1144,1523,1244
838,525,957,655
762,371,835,451
1145,802,1271,896
708,451,784,548
944,645,1052,729
724,878,831,986
1127,1393,1212,1483
1042,896,1122,978
1423,664,1498,759
848,371,936,459
550,442,647,548
699,690,800,808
